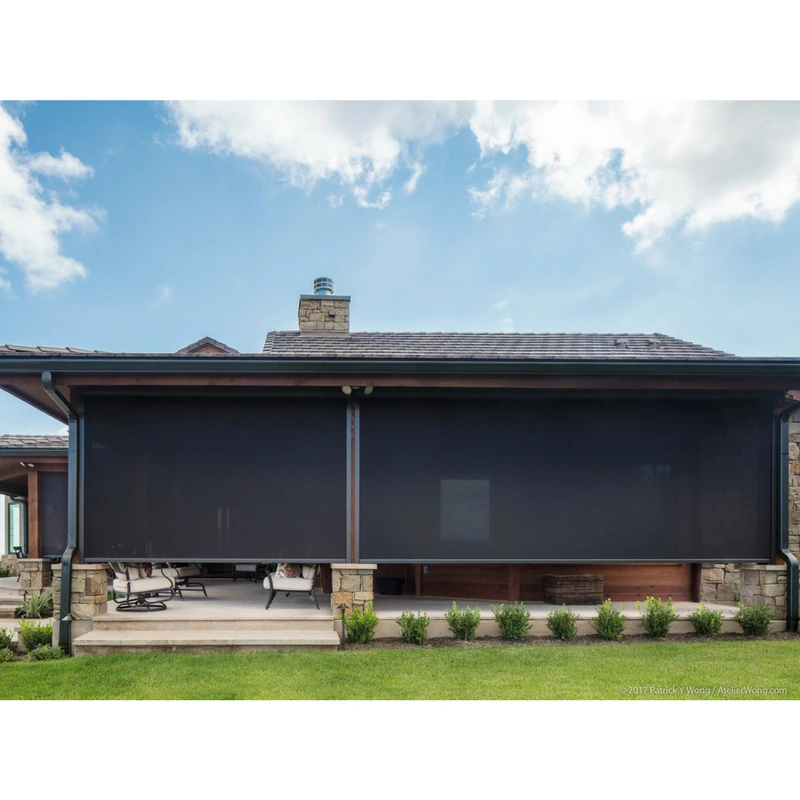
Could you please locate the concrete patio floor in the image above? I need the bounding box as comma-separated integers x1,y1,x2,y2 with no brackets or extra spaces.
98,577,758,637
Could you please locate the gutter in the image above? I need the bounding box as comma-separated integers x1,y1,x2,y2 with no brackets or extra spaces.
41,372,79,652
3,355,800,377
776,402,800,632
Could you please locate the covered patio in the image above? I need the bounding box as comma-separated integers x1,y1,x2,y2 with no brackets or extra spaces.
63,576,756,656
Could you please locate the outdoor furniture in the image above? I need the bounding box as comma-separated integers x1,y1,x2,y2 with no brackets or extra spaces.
13,546,27,582
109,562,175,612
233,563,258,582
543,574,603,605
264,563,320,610
164,563,207,598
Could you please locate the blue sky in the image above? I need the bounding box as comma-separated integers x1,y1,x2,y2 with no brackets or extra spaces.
3,100,800,434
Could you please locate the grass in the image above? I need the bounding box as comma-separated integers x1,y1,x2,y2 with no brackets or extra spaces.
0,639,798,699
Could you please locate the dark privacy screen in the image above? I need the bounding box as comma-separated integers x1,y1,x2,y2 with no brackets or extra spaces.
83,396,347,562
360,397,772,562
40,471,68,558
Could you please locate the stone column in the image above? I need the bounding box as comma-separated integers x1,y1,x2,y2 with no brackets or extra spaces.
331,564,377,616
740,564,787,620
1,553,20,577
699,563,740,604
18,558,52,591
52,563,109,650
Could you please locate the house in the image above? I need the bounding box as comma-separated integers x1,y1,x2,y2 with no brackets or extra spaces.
1,278,799,647
0,435,68,566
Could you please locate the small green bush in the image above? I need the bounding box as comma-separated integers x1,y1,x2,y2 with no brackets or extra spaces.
396,610,431,645
29,644,65,662
0,628,15,651
0,647,16,663
590,599,627,641
491,602,531,641
688,604,724,637
733,602,774,636
547,605,578,641
0,565,14,578
16,590,53,619
636,596,678,638
344,603,378,644
444,602,481,642
18,619,52,653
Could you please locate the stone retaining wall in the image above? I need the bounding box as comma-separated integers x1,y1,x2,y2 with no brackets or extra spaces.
739,564,788,620
1,554,19,577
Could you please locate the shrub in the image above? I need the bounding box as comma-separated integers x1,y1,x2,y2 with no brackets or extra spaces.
29,644,65,662
444,602,481,642
0,647,15,663
344,603,378,644
396,610,431,645
0,565,14,578
636,596,678,638
733,602,774,636
547,605,578,641
491,602,531,641
18,619,53,653
16,590,53,619
0,628,15,651
688,604,724,637
590,599,627,641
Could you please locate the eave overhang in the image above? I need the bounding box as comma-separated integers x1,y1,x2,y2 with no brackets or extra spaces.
4,355,800,423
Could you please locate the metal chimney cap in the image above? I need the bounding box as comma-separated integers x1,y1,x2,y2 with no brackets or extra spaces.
313,277,334,296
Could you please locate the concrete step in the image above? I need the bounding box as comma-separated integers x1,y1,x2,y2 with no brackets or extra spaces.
92,614,335,632
72,628,342,656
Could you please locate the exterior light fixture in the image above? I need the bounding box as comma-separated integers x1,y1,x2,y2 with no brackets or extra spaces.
341,386,353,395
364,386,374,396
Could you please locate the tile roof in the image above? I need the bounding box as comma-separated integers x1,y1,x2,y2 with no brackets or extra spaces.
261,331,738,360
0,434,68,450
176,337,240,354
0,345,107,356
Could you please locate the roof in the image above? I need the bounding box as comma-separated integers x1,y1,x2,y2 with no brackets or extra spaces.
176,337,240,355
0,434,68,450
262,331,738,361
0,345,108,356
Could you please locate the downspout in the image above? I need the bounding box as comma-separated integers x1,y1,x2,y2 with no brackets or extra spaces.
776,401,800,632
41,372,79,651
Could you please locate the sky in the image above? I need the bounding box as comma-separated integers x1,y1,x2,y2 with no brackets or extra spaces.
3,99,800,433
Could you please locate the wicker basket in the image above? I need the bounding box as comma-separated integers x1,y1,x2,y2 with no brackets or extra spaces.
543,574,603,605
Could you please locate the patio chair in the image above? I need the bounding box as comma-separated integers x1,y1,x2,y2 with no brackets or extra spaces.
109,562,175,612
13,546,27,582
162,563,208,598
264,563,320,610
233,563,257,582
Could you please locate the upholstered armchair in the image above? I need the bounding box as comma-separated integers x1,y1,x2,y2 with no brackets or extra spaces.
264,564,320,610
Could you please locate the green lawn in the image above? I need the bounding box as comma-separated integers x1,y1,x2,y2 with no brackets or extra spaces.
1,640,798,700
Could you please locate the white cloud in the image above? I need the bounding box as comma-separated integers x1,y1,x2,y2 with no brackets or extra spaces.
167,101,468,209
403,161,425,195
158,284,173,301
468,101,800,251
492,298,508,310
0,105,99,291
499,316,515,333
0,267,11,294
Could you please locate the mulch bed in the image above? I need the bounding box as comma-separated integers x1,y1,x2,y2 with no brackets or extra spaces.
346,632,800,650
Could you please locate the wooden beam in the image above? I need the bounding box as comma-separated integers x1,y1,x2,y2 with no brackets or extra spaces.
414,564,422,596
0,464,28,482
27,470,40,558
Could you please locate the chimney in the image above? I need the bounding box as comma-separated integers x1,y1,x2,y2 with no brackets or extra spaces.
298,277,350,333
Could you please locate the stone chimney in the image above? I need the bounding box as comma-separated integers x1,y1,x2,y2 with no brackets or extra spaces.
298,277,350,333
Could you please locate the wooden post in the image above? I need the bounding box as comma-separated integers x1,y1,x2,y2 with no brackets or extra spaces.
27,469,40,558
414,563,422,596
